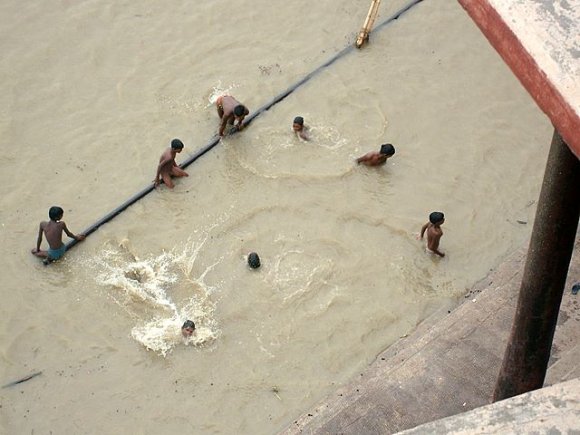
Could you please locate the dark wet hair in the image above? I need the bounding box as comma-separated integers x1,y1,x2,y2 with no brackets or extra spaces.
293,116,304,125
182,320,196,330
234,105,247,117
429,211,445,224
49,206,64,221
380,144,395,156
248,252,261,269
171,138,184,149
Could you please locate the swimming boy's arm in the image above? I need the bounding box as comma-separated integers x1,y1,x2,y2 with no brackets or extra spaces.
356,152,371,164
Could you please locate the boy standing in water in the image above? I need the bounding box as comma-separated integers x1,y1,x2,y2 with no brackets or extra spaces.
292,116,309,141
154,138,189,189
356,143,396,166
31,206,85,263
216,95,249,137
420,211,445,257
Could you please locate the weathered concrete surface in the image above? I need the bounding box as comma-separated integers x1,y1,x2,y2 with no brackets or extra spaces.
282,232,580,434
456,0,580,159
396,378,580,434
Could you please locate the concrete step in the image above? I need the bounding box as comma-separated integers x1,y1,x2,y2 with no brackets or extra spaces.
395,378,580,434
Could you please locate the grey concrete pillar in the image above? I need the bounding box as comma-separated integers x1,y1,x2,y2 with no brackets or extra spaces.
493,129,580,401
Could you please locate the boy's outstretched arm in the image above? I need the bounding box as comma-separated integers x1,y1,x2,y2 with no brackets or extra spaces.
356,152,372,164
63,223,85,241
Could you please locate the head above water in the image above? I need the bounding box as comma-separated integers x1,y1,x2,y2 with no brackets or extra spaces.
293,116,304,132
429,211,445,225
49,206,64,221
182,320,195,330
248,252,261,269
181,320,196,337
380,143,395,156
171,138,184,150
234,105,248,117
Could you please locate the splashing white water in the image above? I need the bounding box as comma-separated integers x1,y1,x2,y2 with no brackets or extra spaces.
206,82,239,107
90,238,221,356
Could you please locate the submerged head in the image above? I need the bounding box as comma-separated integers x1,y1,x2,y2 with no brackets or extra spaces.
429,211,445,225
171,138,184,152
380,143,396,156
49,206,64,221
293,116,304,132
181,320,196,337
234,104,248,118
248,252,261,269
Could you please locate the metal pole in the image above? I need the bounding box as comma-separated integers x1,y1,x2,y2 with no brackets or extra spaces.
493,129,580,401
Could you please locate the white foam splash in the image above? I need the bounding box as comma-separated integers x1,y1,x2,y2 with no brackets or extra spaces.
90,238,220,356
206,82,239,107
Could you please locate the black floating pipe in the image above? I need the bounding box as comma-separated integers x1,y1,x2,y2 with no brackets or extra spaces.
63,0,424,254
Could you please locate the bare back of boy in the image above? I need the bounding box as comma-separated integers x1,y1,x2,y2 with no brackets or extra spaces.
31,220,81,260
216,95,248,136
426,224,444,256
356,151,388,166
216,96,238,120
42,221,68,250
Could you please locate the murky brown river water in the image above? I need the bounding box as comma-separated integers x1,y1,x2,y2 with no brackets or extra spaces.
0,0,551,433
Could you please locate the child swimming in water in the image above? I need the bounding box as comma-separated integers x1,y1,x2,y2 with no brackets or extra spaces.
356,143,395,166
181,320,196,337
292,116,310,141
248,252,261,269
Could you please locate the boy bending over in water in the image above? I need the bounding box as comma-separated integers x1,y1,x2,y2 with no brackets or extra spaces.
356,143,395,166
31,206,85,263
216,95,249,137
420,211,445,257
292,116,309,141
154,138,189,189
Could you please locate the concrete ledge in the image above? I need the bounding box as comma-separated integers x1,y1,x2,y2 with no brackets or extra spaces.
397,378,580,434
